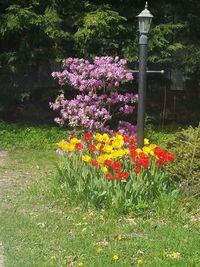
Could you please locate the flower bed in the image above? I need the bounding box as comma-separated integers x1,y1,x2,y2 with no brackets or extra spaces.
56,132,175,211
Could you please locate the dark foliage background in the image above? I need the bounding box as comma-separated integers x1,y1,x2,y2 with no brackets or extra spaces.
0,0,199,123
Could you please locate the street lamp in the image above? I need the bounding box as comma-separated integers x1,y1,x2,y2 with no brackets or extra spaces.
137,2,153,35
136,2,153,148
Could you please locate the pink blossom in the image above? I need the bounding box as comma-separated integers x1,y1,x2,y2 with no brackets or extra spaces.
50,56,137,134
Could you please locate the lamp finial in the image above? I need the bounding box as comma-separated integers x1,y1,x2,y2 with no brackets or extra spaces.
145,2,148,9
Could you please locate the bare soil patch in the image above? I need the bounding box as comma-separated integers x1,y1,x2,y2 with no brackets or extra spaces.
0,243,5,267
0,150,8,267
0,150,8,165
0,150,12,193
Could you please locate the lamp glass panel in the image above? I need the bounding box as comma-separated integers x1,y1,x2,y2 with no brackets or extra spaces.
138,17,152,34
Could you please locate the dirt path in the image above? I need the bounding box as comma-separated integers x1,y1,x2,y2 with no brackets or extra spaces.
0,150,8,267
0,151,9,191
0,243,5,267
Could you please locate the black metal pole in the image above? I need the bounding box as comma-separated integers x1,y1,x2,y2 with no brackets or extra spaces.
137,34,148,148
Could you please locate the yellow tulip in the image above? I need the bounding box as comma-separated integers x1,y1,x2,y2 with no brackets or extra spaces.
143,146,151,154
103,145,113,153
149,144,157,150
112,140,124,149
96,143,102,150
94,133,103,142
97,155,105,163
123,149,130,155
114,134,124,140
144,138,149,145
102,133,110,143
135,148,142,154
56,140,67,149
70,137,81,144
66,143,75,152
101,166,108,173
82,154,91,162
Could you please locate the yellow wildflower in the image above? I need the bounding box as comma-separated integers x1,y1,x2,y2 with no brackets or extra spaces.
96,247,103,253
82,154,91,162
116,234,124,241
137,259,143,265
163,251,168,257
171,251,181,259
113,255,119,261
164,250,181,259
99,215,104,221
50,255,57,261
78,262,84,267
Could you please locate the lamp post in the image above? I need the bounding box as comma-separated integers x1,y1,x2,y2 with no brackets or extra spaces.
136,2,153,148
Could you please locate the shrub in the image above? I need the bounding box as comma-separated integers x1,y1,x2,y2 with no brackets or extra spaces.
166,124,200,194
50,56,138,134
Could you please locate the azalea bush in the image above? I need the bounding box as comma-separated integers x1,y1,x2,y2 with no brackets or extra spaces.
50,56,137,134
56,132,175,211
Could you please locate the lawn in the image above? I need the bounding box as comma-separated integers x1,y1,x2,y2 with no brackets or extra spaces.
0,121,199,267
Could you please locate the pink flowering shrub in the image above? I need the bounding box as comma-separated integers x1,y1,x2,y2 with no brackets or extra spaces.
50,56,138,134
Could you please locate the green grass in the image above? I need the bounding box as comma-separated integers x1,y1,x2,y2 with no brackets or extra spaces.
0,121,199,267
146,124,183,147
0,121,67,150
